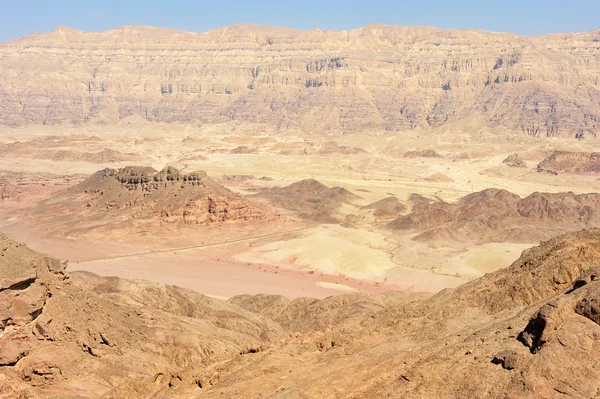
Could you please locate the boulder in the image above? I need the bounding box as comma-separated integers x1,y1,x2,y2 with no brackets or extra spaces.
0,340,28,366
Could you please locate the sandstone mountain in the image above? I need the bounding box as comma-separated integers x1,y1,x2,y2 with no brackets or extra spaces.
390,188,600,243
537,151,600,175
3,228,600,398
27,166,271,235
1,25,600,136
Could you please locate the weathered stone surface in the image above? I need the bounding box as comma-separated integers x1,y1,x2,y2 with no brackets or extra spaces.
491,350,520,370
0,340,27,366
503,153,527,168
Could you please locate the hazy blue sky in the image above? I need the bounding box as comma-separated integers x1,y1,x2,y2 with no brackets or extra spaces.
1,0,599,42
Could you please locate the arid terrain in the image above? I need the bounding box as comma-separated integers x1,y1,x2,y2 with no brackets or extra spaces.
3,226,600,398
1,23,600,398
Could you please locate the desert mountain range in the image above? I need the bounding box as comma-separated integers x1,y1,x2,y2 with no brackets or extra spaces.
1,25,600,136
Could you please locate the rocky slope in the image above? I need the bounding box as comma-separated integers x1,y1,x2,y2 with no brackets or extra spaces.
2,228,600,398
1,25,599,136
0,233,287,398
389,188,600,243
537,151,600,174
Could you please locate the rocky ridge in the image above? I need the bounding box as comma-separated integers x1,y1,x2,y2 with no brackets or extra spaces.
390,188,600,243
1,25,600,136
537,151,600,175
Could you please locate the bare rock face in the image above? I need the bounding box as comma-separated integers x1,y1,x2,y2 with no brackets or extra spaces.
0,234,66,336
491,350,520,370
0,341,28,366
537,151,600,175
1,25,600,137
517,265,600,357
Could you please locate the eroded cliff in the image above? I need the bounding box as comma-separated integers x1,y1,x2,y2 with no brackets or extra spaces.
1,25,599,136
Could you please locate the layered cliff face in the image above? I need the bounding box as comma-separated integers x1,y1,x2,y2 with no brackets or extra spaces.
1,25,599,137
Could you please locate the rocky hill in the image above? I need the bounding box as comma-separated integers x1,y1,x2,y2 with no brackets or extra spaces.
389,188,600,243
360,196,407,219
36,166,269,227
1,25,600,136
257,178,358,223
2,228,600,398
503,153,527,168
537,151,600,175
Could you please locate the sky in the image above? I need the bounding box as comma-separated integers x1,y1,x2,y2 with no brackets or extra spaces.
1,0,599,43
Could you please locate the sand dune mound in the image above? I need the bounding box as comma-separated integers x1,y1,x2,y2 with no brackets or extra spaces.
257,179,358,223
389,188,600,243
361,196,407,219
4,229,600,397
503,153,527,167
537,151,600,175
41,166,267,226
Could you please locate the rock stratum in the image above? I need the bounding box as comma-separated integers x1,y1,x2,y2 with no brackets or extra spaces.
1,25,600,136
2,228,600,398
